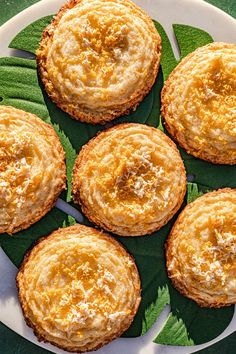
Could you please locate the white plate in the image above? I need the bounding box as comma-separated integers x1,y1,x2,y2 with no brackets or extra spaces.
0,0,236,353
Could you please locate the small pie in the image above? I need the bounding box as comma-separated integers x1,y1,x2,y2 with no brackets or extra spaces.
17,224,141,352
72,123,186,236
166,188,236,307
162,42,236,164
0,105,66,234
37,0,161,124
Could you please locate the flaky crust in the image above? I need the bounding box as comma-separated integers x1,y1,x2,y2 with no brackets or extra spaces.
72,123,186,236
37,0,161,124
162,42,236,165
166,188,236,308
0,105,66,234
17,224,141,353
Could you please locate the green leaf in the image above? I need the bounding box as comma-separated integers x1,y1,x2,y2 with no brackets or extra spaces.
206,0,236,19
153,22,213,81
0,322,53,354
154,285,233,346
0,57,48,119
153,21,178,81
0,208,76,268
157,115,164,132
9,15,53,54
173,24,213,59
141,285,170,335
117,223,172,337
145,69,164,128
187,182,203,204
184,157,236,190
52,123,77,202
154,313,194,345
0,0,40,27
2,17,235,347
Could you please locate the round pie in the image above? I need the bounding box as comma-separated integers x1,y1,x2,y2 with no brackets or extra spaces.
17,224,141,353
72,123,186,236
37,0,161,124
166,188,236,308
162,42,236,164
0,105,66,234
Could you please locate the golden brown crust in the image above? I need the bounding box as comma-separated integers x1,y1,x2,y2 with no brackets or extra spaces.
72,123,186,236
37,0,161,124
17,224,141,352
0,105,66,234
162,42,236,165
166,188,236,308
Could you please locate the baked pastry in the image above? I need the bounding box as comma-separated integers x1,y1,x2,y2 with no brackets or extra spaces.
0,105,66,234
162,42,236,164
166,188,236,308
17,224,141,352
37,0,161,124
72,123,186,236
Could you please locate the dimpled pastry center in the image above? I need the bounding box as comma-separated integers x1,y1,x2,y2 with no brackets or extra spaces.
34,251,117,331
0,131,37,209
51,12,129,88
115,152,164,202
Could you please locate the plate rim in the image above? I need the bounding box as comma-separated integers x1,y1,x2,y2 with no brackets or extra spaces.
0,1,236,354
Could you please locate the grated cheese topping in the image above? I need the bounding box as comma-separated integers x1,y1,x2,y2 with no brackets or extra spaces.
0,105,65,234
167,189,236,306
163,42,236,163
45,0,159,111
74,124,186,236
18,226,141,351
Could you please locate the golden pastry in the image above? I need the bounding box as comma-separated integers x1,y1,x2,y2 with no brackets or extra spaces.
37,0,161,124
17,224,141,353
0,105,66,234
166,188,236,308
162,42,236,164
72,123,186,236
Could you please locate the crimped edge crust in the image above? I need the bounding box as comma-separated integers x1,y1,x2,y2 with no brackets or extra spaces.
16,224,141,353
0,106,66,235
161,42,236,165
166,188,236,308
36,0,162,125
72,123,186,236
